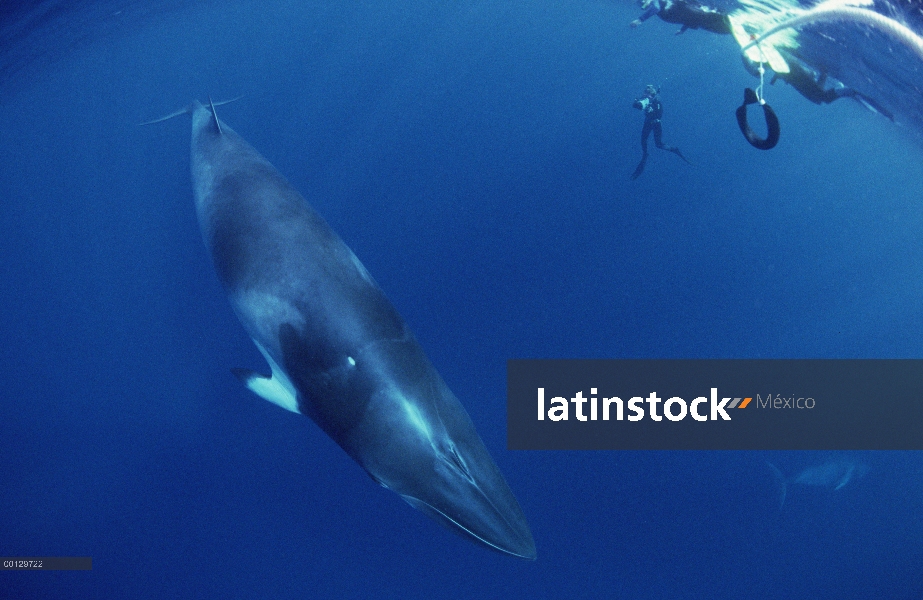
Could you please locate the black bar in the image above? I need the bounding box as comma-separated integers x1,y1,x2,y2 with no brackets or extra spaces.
1,557,92,570
507,359,923,450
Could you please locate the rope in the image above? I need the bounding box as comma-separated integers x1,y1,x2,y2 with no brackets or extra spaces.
753,37,768,105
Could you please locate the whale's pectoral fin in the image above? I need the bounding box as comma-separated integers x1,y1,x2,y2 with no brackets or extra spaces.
766,461,787,509
834,465,855,490
231,367,300,414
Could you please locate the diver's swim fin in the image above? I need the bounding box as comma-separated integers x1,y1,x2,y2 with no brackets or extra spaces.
855,93,894,121
630,156,647,180
668,146,692,165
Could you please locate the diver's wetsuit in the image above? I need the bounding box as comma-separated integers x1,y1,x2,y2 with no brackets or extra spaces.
633,0,731,34
774,52,894,120
740,50,894,121
631,92,690,180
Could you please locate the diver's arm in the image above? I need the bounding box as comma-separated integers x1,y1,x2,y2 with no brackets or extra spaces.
630,3,660,27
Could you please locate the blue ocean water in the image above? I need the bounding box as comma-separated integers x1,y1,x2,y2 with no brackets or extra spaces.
1,0,922,597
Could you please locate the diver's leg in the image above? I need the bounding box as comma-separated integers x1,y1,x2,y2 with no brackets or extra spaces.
631,123,652,180
654,121,691,164
640,121,652,155
653,121,666,149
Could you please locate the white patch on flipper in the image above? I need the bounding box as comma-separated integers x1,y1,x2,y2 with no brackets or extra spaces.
243,371,299,413
247,339,300,413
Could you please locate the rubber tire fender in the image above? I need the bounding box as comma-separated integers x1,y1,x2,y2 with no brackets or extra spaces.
736,87,780,150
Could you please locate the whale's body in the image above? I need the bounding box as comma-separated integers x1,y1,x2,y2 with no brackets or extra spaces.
768,460,868,509
188,101,535,559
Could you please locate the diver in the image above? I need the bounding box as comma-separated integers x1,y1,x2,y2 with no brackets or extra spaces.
742,50,894,121
630,85,690,180
629,0,731,35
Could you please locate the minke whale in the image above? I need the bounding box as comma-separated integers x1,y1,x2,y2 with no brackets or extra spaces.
767,460,868,509
177,99,534,559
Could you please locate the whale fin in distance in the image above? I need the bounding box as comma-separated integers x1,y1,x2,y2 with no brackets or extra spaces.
767,461,787,509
